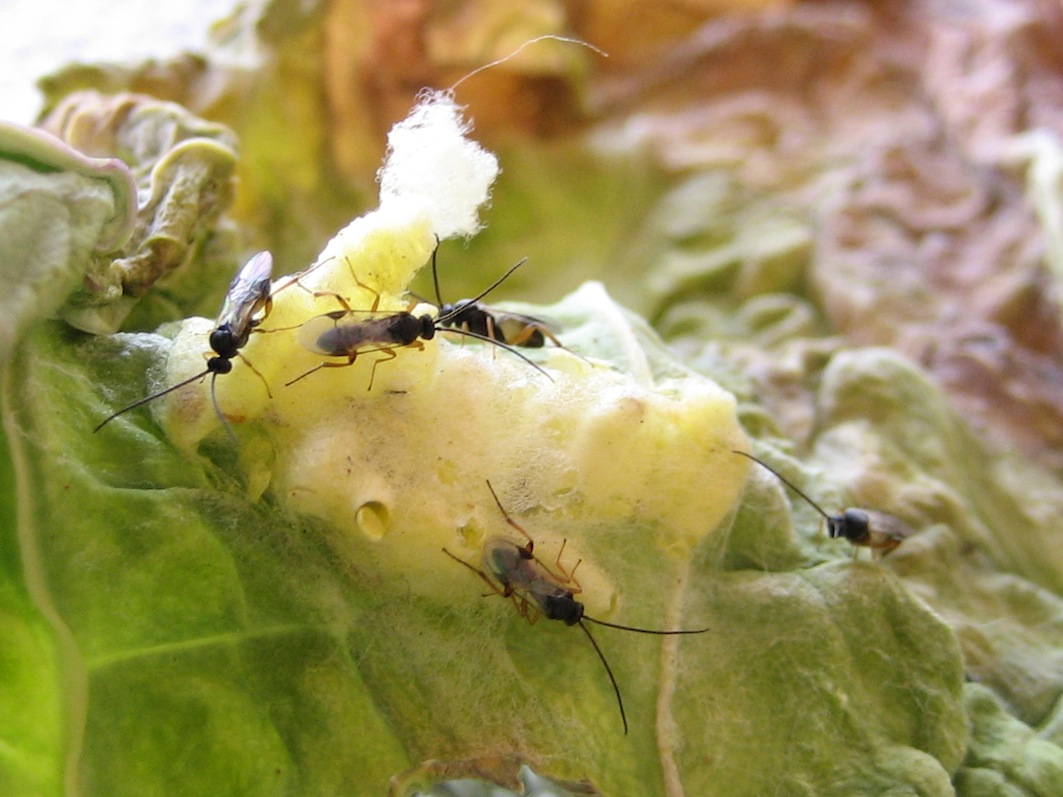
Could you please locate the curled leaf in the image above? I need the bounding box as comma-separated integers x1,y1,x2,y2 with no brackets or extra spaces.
0,121,135,360
40,91,240,334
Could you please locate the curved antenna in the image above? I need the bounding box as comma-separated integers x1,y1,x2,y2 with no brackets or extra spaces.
448,36,609,94
93,368,211,433
430,239,446,308
576,619,628,735
434,258,528,328
437,326,553,382
582,616,709,635
732,450,834,524
208,372,239,445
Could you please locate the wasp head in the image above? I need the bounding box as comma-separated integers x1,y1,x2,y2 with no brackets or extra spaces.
542,592,584,626
828,509,871,545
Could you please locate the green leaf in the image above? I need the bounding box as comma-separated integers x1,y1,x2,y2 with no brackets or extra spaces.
955,684,1063,796
0,407,64,797
5,324,412,797
1,278,983,796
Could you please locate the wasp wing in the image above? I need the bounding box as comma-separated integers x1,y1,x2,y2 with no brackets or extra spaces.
860,509,917,558
862,510,916,542
215,251,274,331
297,311,414,356
492,310,562,348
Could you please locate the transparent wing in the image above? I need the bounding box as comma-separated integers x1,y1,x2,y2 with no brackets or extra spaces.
215,251,274,331
863,510,916,543
495,309,557,329
296,311,408,356
483,537,570,602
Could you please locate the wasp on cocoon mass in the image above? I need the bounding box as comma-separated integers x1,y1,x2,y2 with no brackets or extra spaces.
93,251,277,437
284,252,554,389
444,480,708,735
425,241,567,351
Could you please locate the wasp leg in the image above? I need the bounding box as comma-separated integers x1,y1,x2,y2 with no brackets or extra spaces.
235,353,273,399
553,539,583,594
443,548,507,599
484,480,535,544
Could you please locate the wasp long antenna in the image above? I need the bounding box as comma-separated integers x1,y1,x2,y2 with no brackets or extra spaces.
576,619,629,735
430,239,446,308
582,617,710,635
434,258,529,328
438,326,553,382
93,368,212,433
447,35,609,94
208,372,239,445
732,450,834,524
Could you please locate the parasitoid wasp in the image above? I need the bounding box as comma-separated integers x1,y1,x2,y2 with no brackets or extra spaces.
427,245,564,350
94,251,276,435
733,449,916,559
444,480,708,735
286,256,553,388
